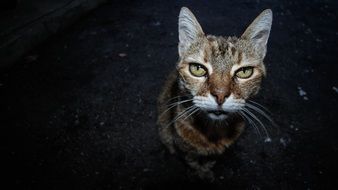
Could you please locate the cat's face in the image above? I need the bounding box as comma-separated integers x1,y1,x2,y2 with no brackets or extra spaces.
177,8,272,120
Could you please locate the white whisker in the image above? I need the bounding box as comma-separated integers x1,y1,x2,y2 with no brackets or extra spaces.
246,103,278,129
238,110,262,137
165,94,190,103
166,98,193,108
165,105,196,127
182,107,200,122
242,108,270,139
248,100,271,114
159,99,193,118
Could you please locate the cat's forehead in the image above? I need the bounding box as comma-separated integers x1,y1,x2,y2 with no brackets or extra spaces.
204,35,249,72
182,35,259,73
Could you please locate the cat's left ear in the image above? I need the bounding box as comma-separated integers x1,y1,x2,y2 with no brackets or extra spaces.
241,9,273,58
178,7,204,57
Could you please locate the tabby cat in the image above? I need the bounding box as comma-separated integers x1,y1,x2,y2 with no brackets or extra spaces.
157,7,273,180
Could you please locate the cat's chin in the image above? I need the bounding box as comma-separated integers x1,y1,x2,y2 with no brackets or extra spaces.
207,113,228,120
206,110,229,120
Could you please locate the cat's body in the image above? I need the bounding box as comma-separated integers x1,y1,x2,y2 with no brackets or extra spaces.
157,7,272,180
158,70,245,155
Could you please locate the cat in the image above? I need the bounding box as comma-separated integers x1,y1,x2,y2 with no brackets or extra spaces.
157,7,273,180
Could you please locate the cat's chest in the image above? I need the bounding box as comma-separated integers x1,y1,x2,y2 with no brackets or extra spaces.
174,120,232,155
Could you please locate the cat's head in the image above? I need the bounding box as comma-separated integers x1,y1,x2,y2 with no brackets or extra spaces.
177,7,272,120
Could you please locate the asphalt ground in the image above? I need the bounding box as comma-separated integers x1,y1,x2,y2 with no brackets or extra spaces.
1,0,337,189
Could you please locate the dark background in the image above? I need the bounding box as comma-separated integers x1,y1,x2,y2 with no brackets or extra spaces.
1,0,337,189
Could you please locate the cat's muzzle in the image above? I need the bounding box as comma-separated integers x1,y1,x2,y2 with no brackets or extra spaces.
207,110,229,116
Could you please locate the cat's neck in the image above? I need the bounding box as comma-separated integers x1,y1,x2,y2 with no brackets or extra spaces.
176,102,243,143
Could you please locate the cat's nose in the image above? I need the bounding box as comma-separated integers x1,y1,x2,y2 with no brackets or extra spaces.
210,89,229,105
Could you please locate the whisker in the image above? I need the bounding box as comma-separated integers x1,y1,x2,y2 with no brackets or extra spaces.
246,103,278,128
242,108,270,139
165,105,196,127
248,100,271,114
223,118,229,127
182,107,199,122
238,110,262,137
165,94,191,104
166,98,193,107
159,99,194,119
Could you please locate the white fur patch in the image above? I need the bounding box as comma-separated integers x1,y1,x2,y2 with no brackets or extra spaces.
208,113,228,120
193,93,245,120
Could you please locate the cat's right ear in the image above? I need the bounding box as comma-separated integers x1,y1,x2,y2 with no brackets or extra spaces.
241,9,273,59
178,7,204,57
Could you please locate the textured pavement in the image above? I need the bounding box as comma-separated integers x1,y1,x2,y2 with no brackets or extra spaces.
1,0,337,189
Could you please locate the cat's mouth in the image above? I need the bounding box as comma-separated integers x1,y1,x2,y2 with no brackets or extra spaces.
207,110,229,116
206,110,229,120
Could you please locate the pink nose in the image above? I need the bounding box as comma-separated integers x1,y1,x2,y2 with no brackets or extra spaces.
210,89,229,105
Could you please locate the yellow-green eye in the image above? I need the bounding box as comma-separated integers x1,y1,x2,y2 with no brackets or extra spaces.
235,67,254,79
189,63,207,77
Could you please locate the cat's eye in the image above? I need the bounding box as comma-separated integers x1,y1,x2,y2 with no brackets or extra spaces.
235,67,254,79
189,63,207,77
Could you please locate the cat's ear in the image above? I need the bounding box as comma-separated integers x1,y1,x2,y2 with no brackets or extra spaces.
178,7,204,57
241,9,273,58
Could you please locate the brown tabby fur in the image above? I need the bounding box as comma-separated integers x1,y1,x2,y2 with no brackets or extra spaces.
157,7,272,180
